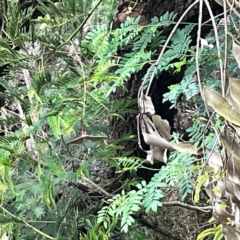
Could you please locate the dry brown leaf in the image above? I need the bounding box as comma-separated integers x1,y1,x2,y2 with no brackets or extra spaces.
229,78,240,106
231,181,240,203
216,180,226,199
204,179,225,201
140,114,198,163
226,87,240,113
213,202,233,223
232,40,240,67
138,86,155,114
225,177,240,210
207,150,223,171
203,86,240,126
140,114,174,150
221,134,240,163
225,179,240,202
226,85,240,135
204,179,221,201
226,156,240,177
228,172,240,184
67,135,107,145
150,145,165,162
152,114,171,141
222,224,240,240
233,41,240,69
172,142,198,155
214,0,223,6
145,146,165,164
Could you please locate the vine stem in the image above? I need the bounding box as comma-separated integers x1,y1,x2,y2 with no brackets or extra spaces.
195,0,203,100
145,0,200,96
223,0,228,95
204,0,224,97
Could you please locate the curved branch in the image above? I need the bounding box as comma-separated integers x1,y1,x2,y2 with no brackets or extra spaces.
162,201,213,212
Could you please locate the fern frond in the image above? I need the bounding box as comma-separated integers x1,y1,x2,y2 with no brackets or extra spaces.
157,24,194,72
0,115,22,126
159,11,178,25
0,131,25,145
115,51,151,81
117,189,143,233
142,173,165,212
32,71,52,96
82,24,109,54
116,157,143,173
0,78,29,106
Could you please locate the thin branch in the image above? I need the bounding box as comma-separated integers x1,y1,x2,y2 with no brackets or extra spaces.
58,0,103,49
196,0,204,99
61,135,72,157
69,181,90,193
162,201,213,212
202,10,229,25
82,176,113,197
223,0,228,95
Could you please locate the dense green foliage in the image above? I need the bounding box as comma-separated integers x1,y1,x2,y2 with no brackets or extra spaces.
0,0,240,239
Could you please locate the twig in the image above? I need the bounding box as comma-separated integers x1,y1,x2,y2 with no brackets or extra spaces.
202,10,230,26
223,0,228,95
82,176,113,197
61,135,72,157
196,0,204,100
162,201,213,212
